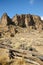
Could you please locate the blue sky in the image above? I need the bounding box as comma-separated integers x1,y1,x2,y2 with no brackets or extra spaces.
0,0,43,19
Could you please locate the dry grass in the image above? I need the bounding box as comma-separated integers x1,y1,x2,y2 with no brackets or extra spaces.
0,48,9,65
0,30,43,65
12,57,26,65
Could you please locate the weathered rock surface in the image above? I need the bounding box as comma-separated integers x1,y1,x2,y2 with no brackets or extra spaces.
12,14,43,30
0,13,43,65
0,13,17,37
12,14,26,27
1,13,15,26
0,13,43,37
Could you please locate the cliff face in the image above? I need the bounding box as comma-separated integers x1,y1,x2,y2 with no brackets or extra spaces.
12,14,25,27
0,13,43,37
12,14,43,30
0,13,43,29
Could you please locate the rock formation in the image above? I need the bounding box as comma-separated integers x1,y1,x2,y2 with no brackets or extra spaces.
12,14,26,27
0,13,43,38
12,14,43,30
0,13,43,65
0,13,17,37
1,13,15,26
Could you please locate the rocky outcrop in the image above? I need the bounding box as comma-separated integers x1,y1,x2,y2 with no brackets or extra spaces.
1,13,9,26
32,15,42,30
12,14,20,26
12,14,26,27
1,13,43,30
0,13,17,37
19,14,26,27
1,13,15,27
25,14,35,30
12,14,43,30
0,13,43,38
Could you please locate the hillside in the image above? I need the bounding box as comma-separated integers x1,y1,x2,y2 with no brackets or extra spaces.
0,13,43,65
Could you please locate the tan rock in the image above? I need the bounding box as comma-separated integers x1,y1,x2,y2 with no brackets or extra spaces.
1,13,12,27
12,14,26,27
25,14,31,27
32,15,42,29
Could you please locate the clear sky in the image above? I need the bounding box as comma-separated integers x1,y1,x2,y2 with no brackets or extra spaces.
0,0,43,18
